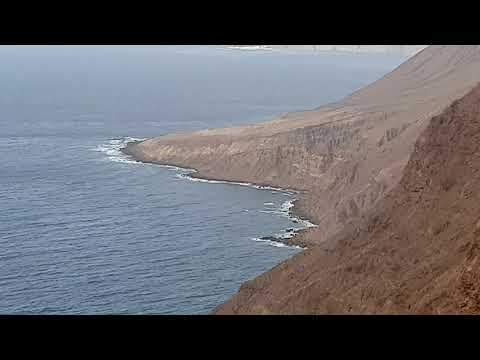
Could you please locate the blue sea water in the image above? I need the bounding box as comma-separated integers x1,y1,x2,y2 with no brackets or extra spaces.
0,46,406,314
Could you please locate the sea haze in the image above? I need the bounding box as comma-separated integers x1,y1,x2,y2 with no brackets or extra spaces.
0,45,407,314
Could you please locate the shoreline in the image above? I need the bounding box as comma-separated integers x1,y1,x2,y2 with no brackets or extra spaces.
120,140,318,249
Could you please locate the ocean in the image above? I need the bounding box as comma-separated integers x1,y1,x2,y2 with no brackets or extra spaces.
0,45,406,314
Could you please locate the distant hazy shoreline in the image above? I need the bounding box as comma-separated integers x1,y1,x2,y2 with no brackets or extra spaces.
225,45,427,56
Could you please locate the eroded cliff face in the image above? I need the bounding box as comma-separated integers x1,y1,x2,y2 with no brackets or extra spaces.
125,45,480,246
213,82,480,314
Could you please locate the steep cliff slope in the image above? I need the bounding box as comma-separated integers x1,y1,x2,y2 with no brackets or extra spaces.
213,82,480,314
125,45,480,246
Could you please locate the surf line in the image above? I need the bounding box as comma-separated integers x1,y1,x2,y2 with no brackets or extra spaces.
173,171,317,250
112,137,318,249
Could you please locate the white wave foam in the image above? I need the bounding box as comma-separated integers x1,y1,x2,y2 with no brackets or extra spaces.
253,198,316,250
264,202,275,206
161,164,196,173
280,199,295,213
176,173,298,193
176,173,228,184
251,237,303,250
94,138,198,173
275,228,300,239
93,137,147,164
278,199,317,229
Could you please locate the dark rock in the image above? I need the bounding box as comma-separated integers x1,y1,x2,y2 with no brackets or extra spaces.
260,236,278,242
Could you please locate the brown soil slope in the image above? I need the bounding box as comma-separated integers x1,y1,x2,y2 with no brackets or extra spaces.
213,83,480,314
125,46,480,246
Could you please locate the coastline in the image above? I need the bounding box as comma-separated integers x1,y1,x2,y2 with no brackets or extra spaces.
121,140,318,249
112,46,480,314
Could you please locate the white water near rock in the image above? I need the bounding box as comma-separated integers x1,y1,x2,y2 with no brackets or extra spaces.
96,137,317,250
93,138,147,164
251,237,303,250
95,136,324,243
175,173,298,193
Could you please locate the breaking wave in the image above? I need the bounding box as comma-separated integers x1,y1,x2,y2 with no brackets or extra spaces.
251,237,303,250
93,137,147,164
175,173,298,194
93,137,196,172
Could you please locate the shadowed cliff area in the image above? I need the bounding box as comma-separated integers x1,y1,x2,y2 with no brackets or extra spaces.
213,82,480,314
125,45,480,247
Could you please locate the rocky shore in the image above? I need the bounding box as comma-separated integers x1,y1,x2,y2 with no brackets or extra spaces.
122,143,318,248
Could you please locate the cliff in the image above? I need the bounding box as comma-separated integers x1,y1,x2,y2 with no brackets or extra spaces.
213,82,480,314
124,45,480,247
